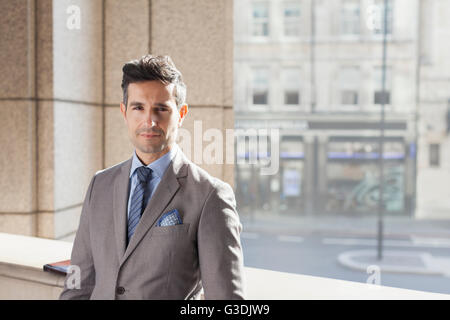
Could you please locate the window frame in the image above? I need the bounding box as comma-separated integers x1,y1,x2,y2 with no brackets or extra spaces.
338,66,361,110
429,143,440,168
373,66,392,106
251,1,271,39
366,0,394,37
282,1,302,39
250,66,271,111
340,0,361,37
281,67,302,109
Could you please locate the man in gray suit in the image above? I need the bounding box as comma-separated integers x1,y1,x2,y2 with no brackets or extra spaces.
60,55,245,300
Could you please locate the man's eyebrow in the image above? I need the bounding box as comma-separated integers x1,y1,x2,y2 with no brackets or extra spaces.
129,101,144,107
154,102,170,108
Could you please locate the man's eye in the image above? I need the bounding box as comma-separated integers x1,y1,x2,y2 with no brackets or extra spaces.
156,107,168,112
133,106,143,110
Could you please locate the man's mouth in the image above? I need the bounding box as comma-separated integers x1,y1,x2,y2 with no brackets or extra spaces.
140,133,160,138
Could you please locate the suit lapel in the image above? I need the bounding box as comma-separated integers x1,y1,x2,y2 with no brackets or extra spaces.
119,148,189,267
112,158,132,262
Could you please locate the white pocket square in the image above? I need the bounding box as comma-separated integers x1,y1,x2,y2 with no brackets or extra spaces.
157,209,182,226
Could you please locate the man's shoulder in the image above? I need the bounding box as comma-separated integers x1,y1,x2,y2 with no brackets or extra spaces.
183,160,237,212
92,158,131,182
184,159,234,196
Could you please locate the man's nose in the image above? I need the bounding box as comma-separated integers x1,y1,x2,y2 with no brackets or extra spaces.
144,109,158,126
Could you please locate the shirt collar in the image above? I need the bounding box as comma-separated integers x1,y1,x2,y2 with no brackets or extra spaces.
130,144,179,179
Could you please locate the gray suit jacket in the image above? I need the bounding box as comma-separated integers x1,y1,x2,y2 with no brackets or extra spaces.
59,148,245,300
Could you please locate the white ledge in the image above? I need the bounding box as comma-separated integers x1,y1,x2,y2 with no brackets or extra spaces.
244,267,450,299
0,233,72,270
1,232,449,300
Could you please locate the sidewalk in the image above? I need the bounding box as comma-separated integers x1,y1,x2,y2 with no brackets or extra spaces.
338,249,450,277
240,213,450,277
240,213,450,238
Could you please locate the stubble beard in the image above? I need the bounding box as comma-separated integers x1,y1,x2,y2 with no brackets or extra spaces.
133,126,177,155
136,140,166,154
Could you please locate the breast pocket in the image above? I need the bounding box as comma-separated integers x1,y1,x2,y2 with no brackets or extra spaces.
151,223,190,237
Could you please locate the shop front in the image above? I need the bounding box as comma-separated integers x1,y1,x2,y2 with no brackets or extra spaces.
325,137,406,216
234,116,414,218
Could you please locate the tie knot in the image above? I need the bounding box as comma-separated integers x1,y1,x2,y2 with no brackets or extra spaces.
136,166,152,182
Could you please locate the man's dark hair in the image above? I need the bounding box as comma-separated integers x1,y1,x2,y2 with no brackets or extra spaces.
121,55,187,109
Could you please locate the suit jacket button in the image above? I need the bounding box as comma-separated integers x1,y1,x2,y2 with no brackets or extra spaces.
116,286,125,295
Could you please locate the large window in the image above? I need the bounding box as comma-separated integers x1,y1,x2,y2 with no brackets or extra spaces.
339,67,360,106
373,67,391,105
341,0,360,35
281,68,301,105
367,0,393,35
234,0,450,297
283,2,301,37
326,138,405,214
252,67,270,105
252,2,270,37
430,143,440,167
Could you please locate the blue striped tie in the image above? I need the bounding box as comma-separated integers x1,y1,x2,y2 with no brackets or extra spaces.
127,166,152,244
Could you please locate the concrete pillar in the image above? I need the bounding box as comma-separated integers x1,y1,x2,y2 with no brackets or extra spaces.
104,0,150,168
0,0,38,237
150,0,235,187
404,135,416,216
317,135,329,214
303,135,315,215
45,0,103,241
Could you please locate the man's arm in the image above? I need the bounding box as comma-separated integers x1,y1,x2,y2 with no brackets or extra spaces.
59,175,97,300
197,180,246,299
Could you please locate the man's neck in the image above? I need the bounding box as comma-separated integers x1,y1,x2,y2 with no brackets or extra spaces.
135,145,173,166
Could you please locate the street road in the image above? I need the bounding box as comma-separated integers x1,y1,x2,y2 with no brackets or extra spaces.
241,230,450,295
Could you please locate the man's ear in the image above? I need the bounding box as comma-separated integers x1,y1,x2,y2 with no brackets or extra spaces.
120,102,127,123
178,104,188,127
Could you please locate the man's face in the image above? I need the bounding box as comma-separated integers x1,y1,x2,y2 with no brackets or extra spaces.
120,80,186,155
